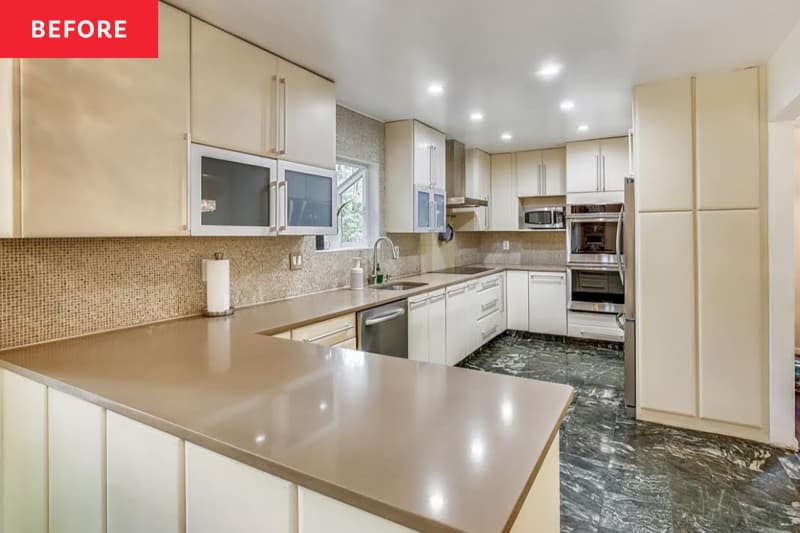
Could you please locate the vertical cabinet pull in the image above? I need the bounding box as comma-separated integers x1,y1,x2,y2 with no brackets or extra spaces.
595,154,600,191
280,77,288,155
543,164,547,196
269,181,278,232
273,76,280,154
601,154,606,191
277,181,287,231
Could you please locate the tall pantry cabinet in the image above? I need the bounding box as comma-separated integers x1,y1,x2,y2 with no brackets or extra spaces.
633,67,767,440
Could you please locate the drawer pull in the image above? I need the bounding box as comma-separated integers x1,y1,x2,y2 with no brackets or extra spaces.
481,299,498,312
304,324,354,343
429,294,446,303
482,325,498,339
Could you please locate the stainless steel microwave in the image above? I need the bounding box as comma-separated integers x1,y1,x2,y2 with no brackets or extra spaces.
521,206,565,230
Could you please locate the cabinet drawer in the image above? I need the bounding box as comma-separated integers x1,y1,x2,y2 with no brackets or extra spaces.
292,313,356,346
332,337,357,350
476,285,502,318
567,311,622,341
477,309,502,344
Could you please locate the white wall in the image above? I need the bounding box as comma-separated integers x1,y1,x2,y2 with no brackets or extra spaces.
769,18,800,121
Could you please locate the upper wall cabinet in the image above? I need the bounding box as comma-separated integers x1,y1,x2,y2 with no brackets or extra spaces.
566,137,628,194
191,19,278,157
695,68,761,210
516,148,565,197
191,22,336,170
0,59,19,237
276,59,336,170
633,78,694,212
20,3,190,237
489,153,518,230
465,148,490,200
384,120,446,233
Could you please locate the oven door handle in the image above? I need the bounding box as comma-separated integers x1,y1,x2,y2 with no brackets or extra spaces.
616,206,624,286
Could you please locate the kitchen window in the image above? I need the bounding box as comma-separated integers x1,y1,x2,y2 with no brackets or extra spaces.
317,158,378,250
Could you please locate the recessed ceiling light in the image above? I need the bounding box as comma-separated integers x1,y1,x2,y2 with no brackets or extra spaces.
427,83,444,95
577,124,590,132
560,100,575,111
469,111,484,122
500,132,513,141
536,62,563,80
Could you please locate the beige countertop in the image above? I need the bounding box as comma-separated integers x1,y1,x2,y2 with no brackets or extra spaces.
0,263,572,533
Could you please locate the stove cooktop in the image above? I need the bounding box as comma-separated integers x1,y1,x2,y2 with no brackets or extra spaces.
431,266,495,275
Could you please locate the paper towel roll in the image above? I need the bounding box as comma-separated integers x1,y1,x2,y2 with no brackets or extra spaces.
205,258,230,314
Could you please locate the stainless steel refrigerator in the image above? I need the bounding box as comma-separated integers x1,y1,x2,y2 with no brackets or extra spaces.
617,177,636,417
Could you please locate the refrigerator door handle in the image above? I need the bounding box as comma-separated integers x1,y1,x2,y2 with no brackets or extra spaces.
616,205,624,285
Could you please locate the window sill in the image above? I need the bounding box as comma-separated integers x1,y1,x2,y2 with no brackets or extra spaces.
315,245,372,254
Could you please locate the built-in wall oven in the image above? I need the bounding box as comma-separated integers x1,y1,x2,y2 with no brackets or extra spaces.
566,204,623,265
567,264,624,315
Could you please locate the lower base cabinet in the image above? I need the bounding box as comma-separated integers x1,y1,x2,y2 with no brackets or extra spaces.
567,311,623,342
107,411,184,533
408,290,446,364
299,488,415,533
506,271,530,331
186,443,296,533
529,272,567,335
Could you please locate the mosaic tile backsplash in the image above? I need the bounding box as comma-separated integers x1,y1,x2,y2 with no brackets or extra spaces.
0,234,421,349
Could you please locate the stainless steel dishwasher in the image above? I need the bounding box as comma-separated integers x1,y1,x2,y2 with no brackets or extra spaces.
357,299,408,358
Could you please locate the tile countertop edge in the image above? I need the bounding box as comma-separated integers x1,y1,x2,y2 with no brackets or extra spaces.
0,356,574,533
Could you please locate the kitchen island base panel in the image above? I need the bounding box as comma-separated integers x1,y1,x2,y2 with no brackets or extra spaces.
1,368,563,533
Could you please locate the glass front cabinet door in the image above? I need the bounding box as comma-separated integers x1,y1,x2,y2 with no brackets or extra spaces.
277,161,337,235
414,186,446,233
190,144,278,236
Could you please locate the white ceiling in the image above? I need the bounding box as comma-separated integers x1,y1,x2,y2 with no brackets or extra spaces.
171,0,800,153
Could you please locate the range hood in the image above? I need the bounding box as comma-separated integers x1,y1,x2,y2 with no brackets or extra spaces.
445,139,489,208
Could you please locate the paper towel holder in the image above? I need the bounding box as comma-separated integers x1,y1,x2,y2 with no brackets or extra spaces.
203,252,234,317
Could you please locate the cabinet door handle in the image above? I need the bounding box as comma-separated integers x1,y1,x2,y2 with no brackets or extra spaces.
272,76,280,154
279,77,288,155
482,299,498,312
595,154,600,191
269,181,278,232
429,294,446,303
482,324,498,340
305,324,354,343
278,180,288,231
602,154,606,191
543,165,547,195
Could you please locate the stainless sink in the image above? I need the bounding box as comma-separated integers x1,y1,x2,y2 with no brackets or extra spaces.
370,281,428,291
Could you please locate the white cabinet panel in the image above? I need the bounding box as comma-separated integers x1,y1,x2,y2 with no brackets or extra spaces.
637,212,696,416
413,121,432,187
3,370,48,533
600,137,628,192
515,150,542,197
633,78,694,211
542,148,566,196
21,3,190,237
506,271,530,331
566,140,599,193
49,389,105,533
695,68,760,210
529,272,567,335
446,284,468,365
191,19,277,156
490,153,518,230
408,296,430,363
428,291,447,365
277,59,336,170
697,210,763,427
186,443,296,533
107,412,184,533
465,148,491,200
298,487,416,533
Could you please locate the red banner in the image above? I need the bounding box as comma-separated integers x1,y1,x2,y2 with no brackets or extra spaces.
0,0,158,58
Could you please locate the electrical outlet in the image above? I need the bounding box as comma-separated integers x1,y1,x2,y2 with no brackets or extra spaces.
502,240,510,251
289,253,303,270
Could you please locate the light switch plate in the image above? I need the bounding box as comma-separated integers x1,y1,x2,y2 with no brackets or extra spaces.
502,240,510,251
289,253,303,270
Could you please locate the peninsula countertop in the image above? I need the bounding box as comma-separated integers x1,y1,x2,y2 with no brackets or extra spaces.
0,263,573,533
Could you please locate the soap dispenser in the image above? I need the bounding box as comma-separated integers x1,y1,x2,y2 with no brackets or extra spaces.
350,257,364,290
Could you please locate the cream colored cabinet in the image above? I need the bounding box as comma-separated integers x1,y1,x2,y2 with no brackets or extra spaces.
600,138,628,192
3,370,48,533
276,59,336,170
273,330,292,339
107,412,184,533
637,212,696,416
567,311,623,341
697,210,763,426
191,19,278,157
408,289,446,364
465,148,491,199
186,443,296,533
49,389,105,533
445,283,468,365
516,149,565,197
695,68,760,210
490,153,518,230
298,487,416,533
633,78,694,211
292,313,356,347
21,3,190,237
506,271,529,331
385,120,446,233
566,137,628,194
528,272,567,335
0,59,19,237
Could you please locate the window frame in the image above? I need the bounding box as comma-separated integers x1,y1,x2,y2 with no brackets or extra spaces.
318,157,378,251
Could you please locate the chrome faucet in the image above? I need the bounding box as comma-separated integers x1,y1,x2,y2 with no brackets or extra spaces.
371,236,399,283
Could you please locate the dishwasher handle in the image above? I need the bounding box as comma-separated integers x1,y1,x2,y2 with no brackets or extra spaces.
364,308,406,326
